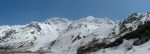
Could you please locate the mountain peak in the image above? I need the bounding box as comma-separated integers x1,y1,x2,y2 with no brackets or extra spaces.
85,16,96,20
75,16,115,25
119,12,150,34
125,13,150,22
44,17,71,25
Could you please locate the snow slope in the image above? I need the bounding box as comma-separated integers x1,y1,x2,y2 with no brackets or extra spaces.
0,18,71,52
50,16,117,54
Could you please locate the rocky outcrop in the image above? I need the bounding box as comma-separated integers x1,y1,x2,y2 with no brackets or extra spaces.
77,21,150,54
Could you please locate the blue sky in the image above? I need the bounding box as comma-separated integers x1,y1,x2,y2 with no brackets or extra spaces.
0,0,150,25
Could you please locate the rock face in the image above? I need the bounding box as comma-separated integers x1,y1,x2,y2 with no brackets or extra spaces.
0,13,150,54
77,21,150,54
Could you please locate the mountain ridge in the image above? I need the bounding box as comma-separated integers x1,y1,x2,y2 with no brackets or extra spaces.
0,13,150,54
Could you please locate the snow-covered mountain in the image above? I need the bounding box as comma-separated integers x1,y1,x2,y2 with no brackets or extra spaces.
0,13,150,54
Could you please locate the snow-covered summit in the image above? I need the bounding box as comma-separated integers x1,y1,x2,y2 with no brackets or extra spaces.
76,16,115,24
119,13,150,35
44,17,71,25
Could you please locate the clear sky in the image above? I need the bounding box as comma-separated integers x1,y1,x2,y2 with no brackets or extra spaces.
0,0,150,25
